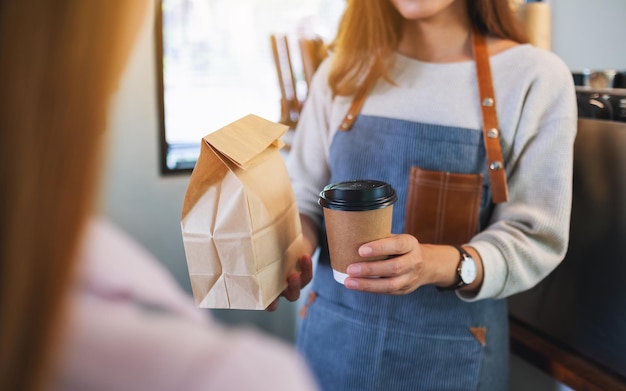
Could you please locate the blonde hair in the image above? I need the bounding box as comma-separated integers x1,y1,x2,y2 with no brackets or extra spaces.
329,0,526,96
0,1,148,390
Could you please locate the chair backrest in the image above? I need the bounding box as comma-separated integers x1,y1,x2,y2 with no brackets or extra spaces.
270,33,327,130
270,34,300,129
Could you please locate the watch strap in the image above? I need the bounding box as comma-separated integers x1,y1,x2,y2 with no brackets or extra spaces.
438,245,472,291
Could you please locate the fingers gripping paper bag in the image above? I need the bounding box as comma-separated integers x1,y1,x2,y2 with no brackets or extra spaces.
181,114,304,310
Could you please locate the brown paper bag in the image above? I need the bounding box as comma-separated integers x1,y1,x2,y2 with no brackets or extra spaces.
180,114,304,310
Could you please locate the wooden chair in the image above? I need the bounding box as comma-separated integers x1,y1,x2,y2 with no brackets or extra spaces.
270,33,327,131
270,34,301,129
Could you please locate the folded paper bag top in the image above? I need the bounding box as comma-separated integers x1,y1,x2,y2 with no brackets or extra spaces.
203,114,286,170
181,114,304,310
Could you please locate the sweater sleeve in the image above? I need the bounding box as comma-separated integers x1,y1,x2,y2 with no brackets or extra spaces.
286,59,335,228
461,49,578,301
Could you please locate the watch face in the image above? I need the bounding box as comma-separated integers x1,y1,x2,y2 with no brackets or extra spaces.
460,258,477,284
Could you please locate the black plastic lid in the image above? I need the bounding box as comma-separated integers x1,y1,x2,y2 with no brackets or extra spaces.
318,180,397,211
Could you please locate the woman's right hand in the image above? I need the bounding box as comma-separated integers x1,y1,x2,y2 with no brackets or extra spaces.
266,213,319,311
266,254,313,312
266,213,318,312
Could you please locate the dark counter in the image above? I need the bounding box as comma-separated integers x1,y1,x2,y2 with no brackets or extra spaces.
508,117,626,382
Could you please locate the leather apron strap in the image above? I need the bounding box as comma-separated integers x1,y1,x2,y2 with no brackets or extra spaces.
472,33,509,203
338,32,509,203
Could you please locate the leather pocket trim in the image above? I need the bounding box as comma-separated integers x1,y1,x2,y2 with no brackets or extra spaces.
405,167,483,245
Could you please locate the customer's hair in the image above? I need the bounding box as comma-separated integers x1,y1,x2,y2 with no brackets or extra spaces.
328,0,526,96
0,1,147,390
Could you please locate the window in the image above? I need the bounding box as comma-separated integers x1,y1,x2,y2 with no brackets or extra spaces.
157,0,345,173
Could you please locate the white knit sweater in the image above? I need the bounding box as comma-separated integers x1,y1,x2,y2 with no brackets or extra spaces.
287,44,578,301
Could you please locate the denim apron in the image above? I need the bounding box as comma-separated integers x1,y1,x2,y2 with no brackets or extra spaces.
296,115,509,391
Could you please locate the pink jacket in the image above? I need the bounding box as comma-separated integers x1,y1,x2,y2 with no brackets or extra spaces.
54,218,318,391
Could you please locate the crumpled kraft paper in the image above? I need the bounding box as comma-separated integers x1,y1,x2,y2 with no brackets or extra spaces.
181,114,303,310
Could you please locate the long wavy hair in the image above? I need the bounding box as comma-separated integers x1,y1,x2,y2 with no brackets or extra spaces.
328,0,526,96
0,1,148,390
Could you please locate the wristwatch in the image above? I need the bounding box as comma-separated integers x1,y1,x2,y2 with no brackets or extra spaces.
440,245,477,290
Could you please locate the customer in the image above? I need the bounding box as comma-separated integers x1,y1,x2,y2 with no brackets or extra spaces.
282,0,577,390
0,1,318,391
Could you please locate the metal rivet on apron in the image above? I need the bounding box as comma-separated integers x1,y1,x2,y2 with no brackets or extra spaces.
487,128,499,138
482,97,494,107
346,113,354,120
340,122,349,129
489,161,503,170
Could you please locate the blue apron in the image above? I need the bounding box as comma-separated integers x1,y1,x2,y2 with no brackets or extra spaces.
296,115,509,391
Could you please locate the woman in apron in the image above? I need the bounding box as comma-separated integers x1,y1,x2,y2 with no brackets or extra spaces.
282,0,577,389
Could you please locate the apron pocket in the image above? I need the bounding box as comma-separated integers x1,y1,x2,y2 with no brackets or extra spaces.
405,167,483,245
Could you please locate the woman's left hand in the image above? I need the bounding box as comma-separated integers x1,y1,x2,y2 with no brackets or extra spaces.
343,234,441,295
